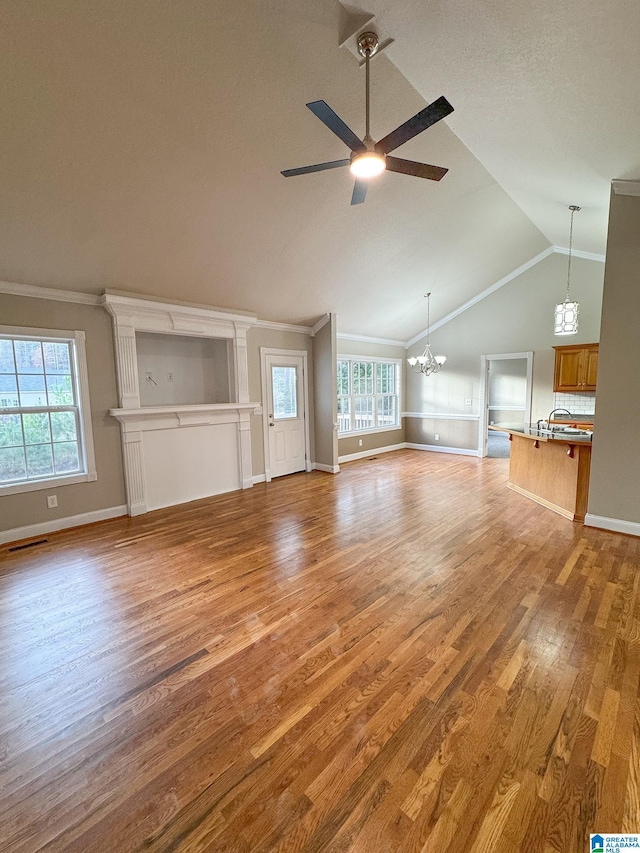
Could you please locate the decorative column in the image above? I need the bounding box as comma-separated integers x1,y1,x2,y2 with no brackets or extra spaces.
233,322,251,403
238,412,254,489
121,429,147,515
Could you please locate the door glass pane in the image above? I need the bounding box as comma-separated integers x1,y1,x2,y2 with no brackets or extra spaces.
272,366,297,419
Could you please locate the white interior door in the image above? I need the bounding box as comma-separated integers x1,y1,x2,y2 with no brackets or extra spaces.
265,354,306,479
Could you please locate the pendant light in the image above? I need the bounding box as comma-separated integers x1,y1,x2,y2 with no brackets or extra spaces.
407,293,446,376
554,205,581,335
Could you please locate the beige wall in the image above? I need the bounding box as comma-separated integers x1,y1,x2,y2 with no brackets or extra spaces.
588,190,640,525
337,337,406,457
404,252,605,450
313,316,337,469
0,294,125,533
1,301,320,529
245,325,315,477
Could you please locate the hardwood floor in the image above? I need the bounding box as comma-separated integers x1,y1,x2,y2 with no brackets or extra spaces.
1,449,639,852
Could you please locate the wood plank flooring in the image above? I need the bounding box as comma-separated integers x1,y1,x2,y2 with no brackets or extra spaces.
1,449,639,852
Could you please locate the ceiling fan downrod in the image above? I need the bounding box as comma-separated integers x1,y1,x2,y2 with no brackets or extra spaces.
357,31,379,144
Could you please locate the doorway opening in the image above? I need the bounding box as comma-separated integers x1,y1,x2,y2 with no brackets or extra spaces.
479,352,533,458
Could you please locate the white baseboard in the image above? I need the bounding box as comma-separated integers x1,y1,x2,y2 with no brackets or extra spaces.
1,505,128,547
584,513,640,538
405,442,480,457
339,443,406,463
252,473,266,485
314,463,340,474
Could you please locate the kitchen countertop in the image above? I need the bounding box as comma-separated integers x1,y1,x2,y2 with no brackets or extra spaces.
490,423,593,443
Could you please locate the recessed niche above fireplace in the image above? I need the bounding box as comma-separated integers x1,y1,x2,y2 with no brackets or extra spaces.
136,332,232,407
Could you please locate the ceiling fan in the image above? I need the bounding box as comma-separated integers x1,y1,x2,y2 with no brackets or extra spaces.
281,31,454,205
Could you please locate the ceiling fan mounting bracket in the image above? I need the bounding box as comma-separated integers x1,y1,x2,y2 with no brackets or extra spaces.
357,31,379,59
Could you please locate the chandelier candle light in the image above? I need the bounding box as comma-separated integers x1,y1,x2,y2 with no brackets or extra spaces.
407,292,446,376
554,204,581,335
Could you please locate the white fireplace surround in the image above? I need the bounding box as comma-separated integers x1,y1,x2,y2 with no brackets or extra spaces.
102,294,261,516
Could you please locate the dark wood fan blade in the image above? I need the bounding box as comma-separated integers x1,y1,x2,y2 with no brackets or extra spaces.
385,157,448,181
281,159,350,177
351,180,368,205
375,96,454,155
306,101,366,153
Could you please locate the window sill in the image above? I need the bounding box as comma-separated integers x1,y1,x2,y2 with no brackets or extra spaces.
338,425,402,439
0,471,97,496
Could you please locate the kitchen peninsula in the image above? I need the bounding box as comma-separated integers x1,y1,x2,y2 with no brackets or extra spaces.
490,424,592,522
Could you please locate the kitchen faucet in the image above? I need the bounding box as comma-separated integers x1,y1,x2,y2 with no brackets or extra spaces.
548,408,572,421
536,408,572,431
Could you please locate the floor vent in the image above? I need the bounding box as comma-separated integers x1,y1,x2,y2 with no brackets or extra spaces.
8,538,48,552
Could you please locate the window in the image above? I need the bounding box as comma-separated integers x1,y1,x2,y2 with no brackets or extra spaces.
0,328,96,494
337,357,400,434
271,365,298,419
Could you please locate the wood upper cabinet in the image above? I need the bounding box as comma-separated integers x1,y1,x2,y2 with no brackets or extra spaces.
553,343,599,392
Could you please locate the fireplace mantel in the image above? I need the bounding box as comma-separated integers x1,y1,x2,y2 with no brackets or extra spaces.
102,294,260,516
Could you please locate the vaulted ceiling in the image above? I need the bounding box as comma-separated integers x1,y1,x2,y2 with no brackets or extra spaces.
1,0,636,340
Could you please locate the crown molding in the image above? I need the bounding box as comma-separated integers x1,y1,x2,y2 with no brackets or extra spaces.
405,247,555,348
254,319,314,336
312,313,331,335
338,332,406,347
0,280,101,305
612,179,640,197
552,246,606,263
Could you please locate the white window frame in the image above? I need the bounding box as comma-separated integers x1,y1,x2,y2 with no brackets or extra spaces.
0,326,97,495
337,354,402,436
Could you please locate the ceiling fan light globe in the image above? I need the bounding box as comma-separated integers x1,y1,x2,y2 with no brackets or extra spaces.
435,355,446,365
407,357,418,366
416,356,427,365
350,151,386,178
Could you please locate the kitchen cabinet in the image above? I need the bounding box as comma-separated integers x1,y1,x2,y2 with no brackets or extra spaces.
553,343,598,392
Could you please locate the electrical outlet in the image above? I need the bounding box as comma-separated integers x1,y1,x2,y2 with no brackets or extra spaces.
358,439,363,446
47,495,58,509
465,398,472,406
434,434,440,441
167,373,173,382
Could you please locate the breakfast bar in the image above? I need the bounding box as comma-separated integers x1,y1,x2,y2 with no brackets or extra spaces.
490,424,593,522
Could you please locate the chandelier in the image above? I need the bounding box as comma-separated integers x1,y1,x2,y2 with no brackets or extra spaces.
554,205,581,335
407,292,446,376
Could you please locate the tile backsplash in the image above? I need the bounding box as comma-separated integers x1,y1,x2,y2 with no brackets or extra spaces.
553,391,596,416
